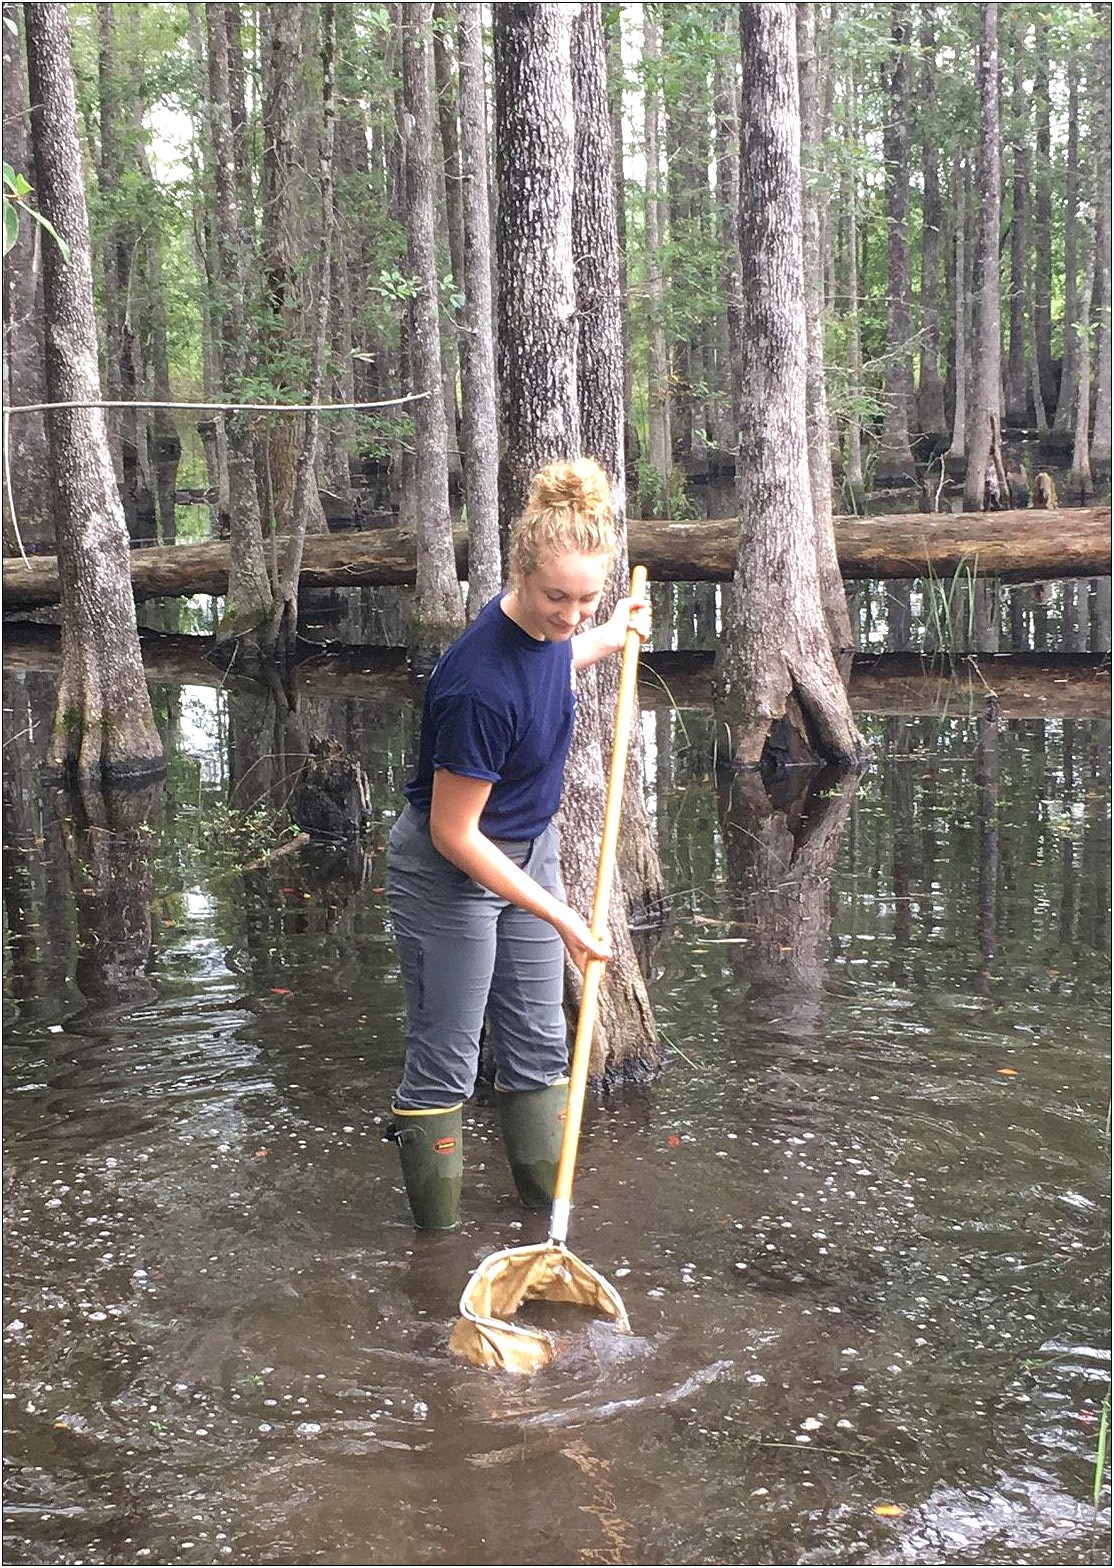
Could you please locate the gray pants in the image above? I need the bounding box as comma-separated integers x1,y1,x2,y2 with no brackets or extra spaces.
387,804,569,1108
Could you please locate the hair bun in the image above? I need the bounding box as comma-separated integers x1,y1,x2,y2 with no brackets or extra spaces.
529,457,612,517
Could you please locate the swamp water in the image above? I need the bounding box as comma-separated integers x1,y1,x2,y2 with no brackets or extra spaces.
2,678,1110,1568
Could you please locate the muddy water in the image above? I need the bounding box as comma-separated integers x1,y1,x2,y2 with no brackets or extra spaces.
2,695,1110,1567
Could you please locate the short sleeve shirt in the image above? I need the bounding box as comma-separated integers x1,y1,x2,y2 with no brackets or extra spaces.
404,594,576,839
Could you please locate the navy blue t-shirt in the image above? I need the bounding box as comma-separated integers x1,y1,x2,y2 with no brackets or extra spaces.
404,594,576,839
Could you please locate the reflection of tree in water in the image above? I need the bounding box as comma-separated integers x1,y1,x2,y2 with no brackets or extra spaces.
3,672,75,1012
716,758,861,1028
710,760,918,1315
53,780,164,1023
975,706,1000,981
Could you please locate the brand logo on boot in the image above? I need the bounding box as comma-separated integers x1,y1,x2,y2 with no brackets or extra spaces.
433,1137,457,1155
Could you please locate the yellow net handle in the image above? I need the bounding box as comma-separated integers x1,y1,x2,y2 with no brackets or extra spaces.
551,565,648,1236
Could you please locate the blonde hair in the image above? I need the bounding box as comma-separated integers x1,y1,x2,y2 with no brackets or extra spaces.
509,457,617,581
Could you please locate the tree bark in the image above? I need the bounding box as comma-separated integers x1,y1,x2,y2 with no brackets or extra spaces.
400,3,464,657
23,0,164,781
716,3,866,770
493,2,579,527
875,2,918,486
963,5,1002,513
457,2,502,615
2,2,52,555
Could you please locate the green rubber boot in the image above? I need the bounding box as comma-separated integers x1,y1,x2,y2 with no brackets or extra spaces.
388,1103,463,1230
496,1080,569,1211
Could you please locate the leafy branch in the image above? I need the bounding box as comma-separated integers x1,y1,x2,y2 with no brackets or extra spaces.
3,162,70,264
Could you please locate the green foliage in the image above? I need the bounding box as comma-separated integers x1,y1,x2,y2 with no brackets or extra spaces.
197,801,301,875
3,164,70,263
14,0,1109,521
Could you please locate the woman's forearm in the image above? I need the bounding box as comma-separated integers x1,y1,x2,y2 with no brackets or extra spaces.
430,819,566,926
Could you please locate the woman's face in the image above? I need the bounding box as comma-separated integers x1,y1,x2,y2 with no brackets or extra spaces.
512,550,612,641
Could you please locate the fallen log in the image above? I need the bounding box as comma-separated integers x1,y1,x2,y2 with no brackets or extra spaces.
2,507,1109,608
3,624,1108,720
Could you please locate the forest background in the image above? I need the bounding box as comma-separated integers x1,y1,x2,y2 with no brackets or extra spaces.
4,0,1111,586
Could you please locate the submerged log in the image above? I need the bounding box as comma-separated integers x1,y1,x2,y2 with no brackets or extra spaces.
3,625,1109,720
2,507,1109,608
640,649,1111,720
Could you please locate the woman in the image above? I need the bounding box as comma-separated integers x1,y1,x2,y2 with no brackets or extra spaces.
386,458,650,1229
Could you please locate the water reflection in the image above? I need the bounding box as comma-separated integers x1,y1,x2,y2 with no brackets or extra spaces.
2,669,1110,1567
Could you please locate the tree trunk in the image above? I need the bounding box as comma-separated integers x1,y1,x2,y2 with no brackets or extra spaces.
2,2,52,555
205,1,272,640
1032,26,1056,414
963,4,1002,512
267,3,337,658
572,1,664,1079
493,3,579,528
133,131,181,547
1052,55,1081,436
716,3,866,770
713,13,742,454
98,4,156,547
797,3,852,653
642,5,672,510
917,7,948,442
225,3,255,232
23,0,164,781
842,61,866,511
457,2,502,616
431,0,464,489
607,9,638,472
1003,35,1031,427
260,3,327,539
400,2,464,657
1069,156,1097,503
946,153,969,461
875,2,918,486
1091,4,1112,475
